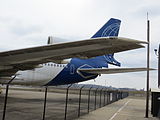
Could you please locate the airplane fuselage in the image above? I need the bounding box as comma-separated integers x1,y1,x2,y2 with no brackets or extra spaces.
0,58,99,86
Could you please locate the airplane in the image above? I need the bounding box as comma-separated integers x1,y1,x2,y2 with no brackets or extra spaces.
0,18,149,86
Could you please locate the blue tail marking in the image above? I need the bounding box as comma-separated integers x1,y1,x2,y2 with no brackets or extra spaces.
91,18,121,38
91,18,121,66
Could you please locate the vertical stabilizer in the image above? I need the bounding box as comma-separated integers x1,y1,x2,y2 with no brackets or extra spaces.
91,18,121,38
91,18,121,67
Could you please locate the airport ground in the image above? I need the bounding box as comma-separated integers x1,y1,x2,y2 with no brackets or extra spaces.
0,87,159,120
76,97,158,120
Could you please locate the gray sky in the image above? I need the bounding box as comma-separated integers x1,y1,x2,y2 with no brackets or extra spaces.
0,0,159,89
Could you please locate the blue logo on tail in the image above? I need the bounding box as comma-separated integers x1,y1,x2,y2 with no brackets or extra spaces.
91,18,121,38
91,18,121,66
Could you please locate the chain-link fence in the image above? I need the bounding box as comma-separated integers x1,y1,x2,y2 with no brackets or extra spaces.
0,85,128,120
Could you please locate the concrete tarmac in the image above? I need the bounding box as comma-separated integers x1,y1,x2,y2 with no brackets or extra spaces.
0,88,158,120
0,88,96,120
76,97,158,120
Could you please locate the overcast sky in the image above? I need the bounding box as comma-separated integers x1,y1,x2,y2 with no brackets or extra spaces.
0,0,159,89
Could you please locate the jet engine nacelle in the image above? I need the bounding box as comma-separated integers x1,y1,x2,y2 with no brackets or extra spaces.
53,59,71,64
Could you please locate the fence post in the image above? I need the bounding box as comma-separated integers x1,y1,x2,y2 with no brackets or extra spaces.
88,86,93,113
117,90,119,101
106,90,109,105
113,91,115,102
64,84,72,120
42,87,48,120
120,92,123,99
115,91,117,101
119,91,122,100
108,91,110,104
104,88,107,106
2,75,16,120
94,88,99,110
78,85,85,117
112,91,116,102
99,88,104,108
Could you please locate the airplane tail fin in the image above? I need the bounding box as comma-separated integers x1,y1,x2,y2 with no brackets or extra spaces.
91,18,121,67
91,18,121,38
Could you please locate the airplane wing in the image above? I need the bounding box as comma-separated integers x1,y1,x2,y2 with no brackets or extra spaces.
78,68,155,74
0,37,147,77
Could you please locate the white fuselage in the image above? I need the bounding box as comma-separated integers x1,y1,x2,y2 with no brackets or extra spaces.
0,63,67,86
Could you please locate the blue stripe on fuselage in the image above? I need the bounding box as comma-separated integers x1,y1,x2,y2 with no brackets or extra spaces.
45,57,108,86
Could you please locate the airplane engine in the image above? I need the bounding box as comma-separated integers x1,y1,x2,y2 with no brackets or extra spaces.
53,59,71,64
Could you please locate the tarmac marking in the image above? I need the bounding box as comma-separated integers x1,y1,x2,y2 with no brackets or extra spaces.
108,99,131,120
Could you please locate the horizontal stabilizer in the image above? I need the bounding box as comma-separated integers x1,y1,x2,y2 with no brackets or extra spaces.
78,67,155,74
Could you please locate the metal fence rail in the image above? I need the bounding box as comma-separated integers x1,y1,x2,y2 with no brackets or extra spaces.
64,86,128,120
0,85,128,120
